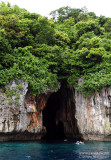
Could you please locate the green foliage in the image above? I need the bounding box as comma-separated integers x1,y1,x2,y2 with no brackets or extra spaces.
6,89,17,97
15,100,19,105
104,19,111,32
50,6,83,23
78,62,111,96
8,100,13,105
0,3,111,97
16,84,23,91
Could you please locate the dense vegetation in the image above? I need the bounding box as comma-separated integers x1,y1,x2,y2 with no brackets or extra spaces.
0,3,111,96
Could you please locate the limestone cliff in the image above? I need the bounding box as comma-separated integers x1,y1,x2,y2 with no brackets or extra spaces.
0,80,54,141
75,86,111,141
1,79,111,141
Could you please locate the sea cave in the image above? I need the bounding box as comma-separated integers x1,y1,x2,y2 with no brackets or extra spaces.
42,81,81,141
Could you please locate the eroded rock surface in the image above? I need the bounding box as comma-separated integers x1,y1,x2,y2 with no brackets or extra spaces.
0,80,53,141
1,79,111,141
0,80,28,133
75,86,111,141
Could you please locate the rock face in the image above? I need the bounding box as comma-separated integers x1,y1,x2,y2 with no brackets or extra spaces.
1,79,111,141
0,80,28,133
0,80,53,141
75,87,111,141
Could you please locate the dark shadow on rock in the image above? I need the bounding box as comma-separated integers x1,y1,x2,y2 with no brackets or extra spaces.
42,80,83,141
42,91,65,140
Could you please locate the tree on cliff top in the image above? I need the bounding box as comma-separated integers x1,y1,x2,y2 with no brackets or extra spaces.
0,2,111,96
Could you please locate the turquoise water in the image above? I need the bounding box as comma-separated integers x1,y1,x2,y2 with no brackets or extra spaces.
0,141,111,160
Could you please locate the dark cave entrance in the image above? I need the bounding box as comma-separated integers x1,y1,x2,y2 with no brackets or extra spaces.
42,91,65,140
42,81,81,141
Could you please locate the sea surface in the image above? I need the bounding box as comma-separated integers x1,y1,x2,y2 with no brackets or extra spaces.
0,141,111,160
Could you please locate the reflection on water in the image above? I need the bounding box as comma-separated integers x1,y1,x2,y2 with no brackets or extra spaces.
0,141,111,160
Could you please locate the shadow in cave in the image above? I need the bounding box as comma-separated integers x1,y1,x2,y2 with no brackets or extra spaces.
42,81,83,141
42,91,65,140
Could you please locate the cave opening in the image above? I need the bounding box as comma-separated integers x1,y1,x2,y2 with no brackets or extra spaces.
42,90,65,140
42,81,81,141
